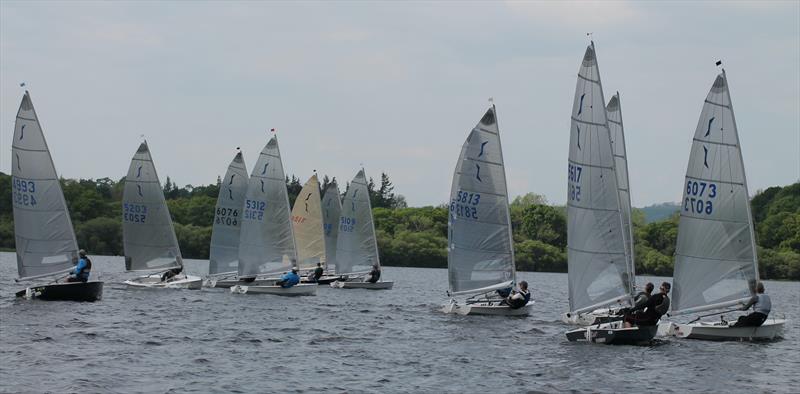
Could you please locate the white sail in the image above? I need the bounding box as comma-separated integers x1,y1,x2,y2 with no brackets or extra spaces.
208,151,249,275
11,91,78,279
321,181,342,271
291,174,325,271
567,43,630,314
672,70,758,316
606,93,636,290
122,141,183,271
335,169,379,274
237,136,296,277
447,106,515,296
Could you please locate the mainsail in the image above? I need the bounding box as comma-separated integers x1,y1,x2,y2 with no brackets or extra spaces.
606,93,636,290
335,169,379,275
447,106,515,296
11,91,78,279
291,174,325,271
122,141,183,271
208,151,249,275
567,42,630,314
321,181,342,271
237,136,296,277
672,70,758,316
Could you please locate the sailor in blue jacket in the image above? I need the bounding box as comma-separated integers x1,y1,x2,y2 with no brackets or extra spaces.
276,267,300,288
66,249,92,283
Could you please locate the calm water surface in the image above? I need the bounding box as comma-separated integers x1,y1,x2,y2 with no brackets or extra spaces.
1,252,798,393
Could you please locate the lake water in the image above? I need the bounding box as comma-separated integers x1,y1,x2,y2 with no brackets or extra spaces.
1,252,798,393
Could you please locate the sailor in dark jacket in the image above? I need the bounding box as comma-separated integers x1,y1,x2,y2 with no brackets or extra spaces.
624,282,670,327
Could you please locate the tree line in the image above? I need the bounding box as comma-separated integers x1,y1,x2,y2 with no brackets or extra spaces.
1,172,797,280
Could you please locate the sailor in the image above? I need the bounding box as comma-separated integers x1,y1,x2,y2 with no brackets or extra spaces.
732,281,771,327
624,282,670,327
161,266,183,282
365,263,381,283
309,263,324,283
616,282,654,315
504,281,531,309
276,267,300,288
66,250,92,283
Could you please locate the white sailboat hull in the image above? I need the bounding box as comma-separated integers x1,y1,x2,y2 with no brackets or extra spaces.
205,277,279,288
658,319,786,341
230,284,317,296
124,274,203,290
330,280,393,290
442,301,533,316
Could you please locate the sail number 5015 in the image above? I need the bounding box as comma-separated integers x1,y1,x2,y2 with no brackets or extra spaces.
684,180,717,215
568,164,582,202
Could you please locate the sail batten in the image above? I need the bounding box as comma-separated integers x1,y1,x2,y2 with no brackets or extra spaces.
671,70,758,315
237,136,296,277
566,43,631,313
122,141,183,271
447,106,516,295
335,170,379,274
208,151,249,275
12,92,79,279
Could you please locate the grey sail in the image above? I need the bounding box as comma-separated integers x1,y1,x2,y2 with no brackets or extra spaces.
567,43,630,314
606,93,636,290
11,91,78,279
335,169,379,274
321,181,342,271
208,151,249,275
448,106,515,296
122,141,183,271
672,70,758,316
291,174,325,271
237,136,296,277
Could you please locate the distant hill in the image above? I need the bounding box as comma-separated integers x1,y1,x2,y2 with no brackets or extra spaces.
639,202,680,223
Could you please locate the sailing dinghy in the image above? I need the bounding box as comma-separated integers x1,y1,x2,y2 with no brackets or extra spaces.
203,150,249,288
301,180,346,284
122,141,202,289
562,43,653,343
657,68,785,341
295,175,344,285
11,91,103,301
441,105,531,316
330,169,393,290
229,136,316,296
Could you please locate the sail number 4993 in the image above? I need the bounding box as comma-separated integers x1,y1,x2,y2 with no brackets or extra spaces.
11,177,37,207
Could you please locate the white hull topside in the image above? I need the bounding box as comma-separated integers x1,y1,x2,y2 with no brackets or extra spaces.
442,301,534,316
124,274,203,290
330,281,393,290
230,284,317,296
657,319,786,341
561,308,621,326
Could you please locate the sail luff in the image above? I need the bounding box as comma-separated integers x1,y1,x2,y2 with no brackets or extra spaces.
12,91,79,279
722,69,759,283
492,104,517,283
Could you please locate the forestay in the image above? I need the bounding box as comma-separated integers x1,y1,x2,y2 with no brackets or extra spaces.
208,151,249,275
567,43,630,313
335,170,379,275
447,106,515,296
122,141,183,271
321,181,342,271
606,93,636,290
237,136,296,277
11,92,78,279
291,174,325,271
672,70,757,316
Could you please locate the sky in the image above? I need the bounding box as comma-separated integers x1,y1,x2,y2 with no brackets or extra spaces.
1,1,798,208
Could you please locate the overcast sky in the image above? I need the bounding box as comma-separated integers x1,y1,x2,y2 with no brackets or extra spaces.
1,1,798,207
